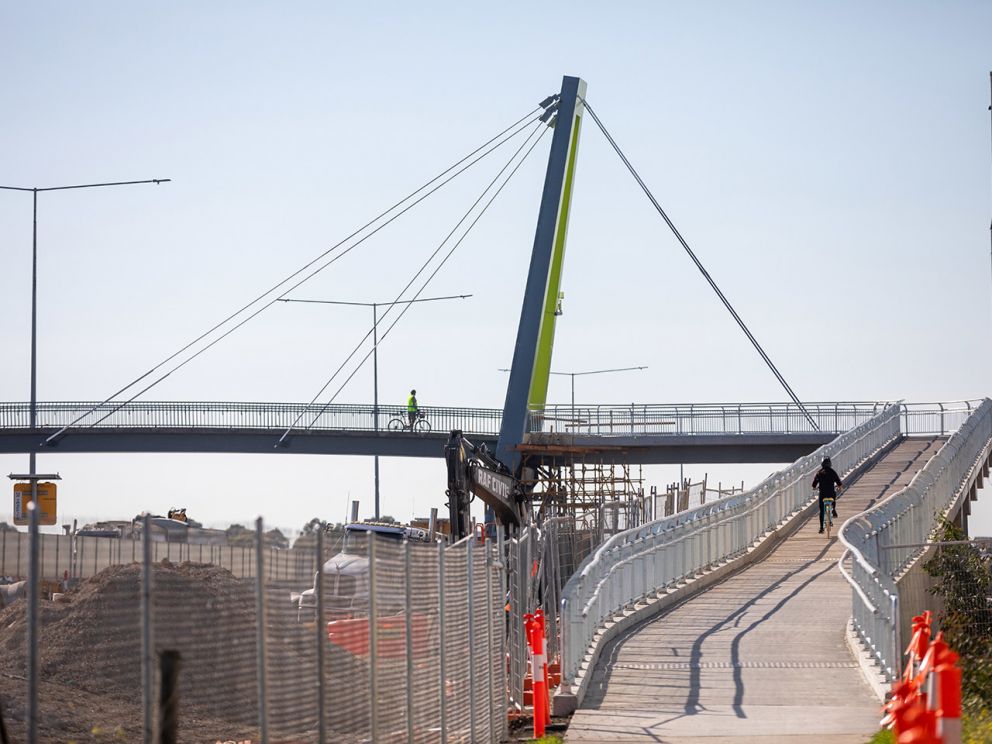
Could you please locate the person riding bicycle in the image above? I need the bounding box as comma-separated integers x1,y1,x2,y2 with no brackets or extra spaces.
812,456,843,534
407,389,418,431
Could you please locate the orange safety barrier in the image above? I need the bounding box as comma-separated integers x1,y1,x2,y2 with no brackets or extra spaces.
880,611,962,744
536,609,551,727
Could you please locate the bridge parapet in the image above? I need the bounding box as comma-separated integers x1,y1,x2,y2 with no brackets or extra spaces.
0,400,890,439
0,401,505,437
558,403,905,703
530,401,888,436
839,399,992,682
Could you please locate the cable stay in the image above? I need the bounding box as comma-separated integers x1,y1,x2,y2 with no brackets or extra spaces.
580,98,820,432
45,104,545,443
277,121,552,444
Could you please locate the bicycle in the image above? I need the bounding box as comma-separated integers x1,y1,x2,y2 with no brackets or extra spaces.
387,409,432,434
822,496,835,539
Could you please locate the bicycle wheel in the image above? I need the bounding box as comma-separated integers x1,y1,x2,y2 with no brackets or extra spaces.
413,417,432,434
387,417,405,431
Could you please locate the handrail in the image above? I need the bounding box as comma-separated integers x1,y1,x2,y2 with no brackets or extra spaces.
529,401,891,436
559,403,904,686
0,400,905,439
837,398,992,681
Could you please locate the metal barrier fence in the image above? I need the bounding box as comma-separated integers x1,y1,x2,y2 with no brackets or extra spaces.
559,403,905,687
0,399,894,439
0,519,507,743
838,399,992,682
0,531,314,583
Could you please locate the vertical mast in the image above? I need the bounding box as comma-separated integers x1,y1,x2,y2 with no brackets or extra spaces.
496,76,587,474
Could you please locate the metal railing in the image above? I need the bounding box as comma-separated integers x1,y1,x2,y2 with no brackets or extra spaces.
559,403,904,687
838,399,992,681
529,401,888,436
0,400,891,439
0,401,505,437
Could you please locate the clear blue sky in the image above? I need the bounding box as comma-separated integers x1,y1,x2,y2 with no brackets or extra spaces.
1,2,990,534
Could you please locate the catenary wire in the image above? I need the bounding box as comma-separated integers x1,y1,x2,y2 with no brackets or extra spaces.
279,123,551,442
308,124,552,430
278,120,546,440
46,106,542,442
580,97,820,432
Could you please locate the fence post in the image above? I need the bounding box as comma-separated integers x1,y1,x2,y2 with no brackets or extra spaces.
141,514,154,744
467,538,477,740
486,541,497,743
27,500,39,744
438,539,448,744
158,650,181,744
404,540,414,743
369,532,379,744
316,527,326,744
254,517,268,744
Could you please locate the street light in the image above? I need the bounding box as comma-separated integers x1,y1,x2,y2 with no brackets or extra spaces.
499,364,648,422
550,366,649,413
280,293,471,519
0,177,169,744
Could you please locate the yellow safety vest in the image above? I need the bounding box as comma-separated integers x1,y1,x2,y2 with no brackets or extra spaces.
407,395,418,412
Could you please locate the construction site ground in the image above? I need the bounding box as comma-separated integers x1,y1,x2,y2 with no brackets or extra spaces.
0,561,373,743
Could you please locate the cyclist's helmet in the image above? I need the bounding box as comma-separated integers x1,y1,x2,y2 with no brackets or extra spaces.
411,389,416,395
822,457,831,467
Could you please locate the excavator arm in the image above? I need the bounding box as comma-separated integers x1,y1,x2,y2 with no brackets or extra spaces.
444,430,522,540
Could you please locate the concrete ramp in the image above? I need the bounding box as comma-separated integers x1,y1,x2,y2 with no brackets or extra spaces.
565,437,942,743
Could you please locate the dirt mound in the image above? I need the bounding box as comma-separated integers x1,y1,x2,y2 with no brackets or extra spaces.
0,561,259,728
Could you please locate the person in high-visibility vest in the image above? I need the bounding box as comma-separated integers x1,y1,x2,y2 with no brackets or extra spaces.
407,389,418,431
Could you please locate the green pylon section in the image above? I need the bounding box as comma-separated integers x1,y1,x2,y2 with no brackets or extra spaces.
527,112,583,409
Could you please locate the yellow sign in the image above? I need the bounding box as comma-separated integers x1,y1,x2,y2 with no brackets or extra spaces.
13,482,57,526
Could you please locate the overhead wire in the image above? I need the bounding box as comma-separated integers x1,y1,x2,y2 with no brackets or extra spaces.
278,121,552,443
306,123,552,431
46,105,543,443
579,97,820,432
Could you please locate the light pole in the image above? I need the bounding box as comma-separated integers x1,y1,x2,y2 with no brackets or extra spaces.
0,177,169,744
499,364,648,423
551,366,648,417
280,293,471,520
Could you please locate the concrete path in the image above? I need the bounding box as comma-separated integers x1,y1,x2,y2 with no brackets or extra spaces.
566,437,943,744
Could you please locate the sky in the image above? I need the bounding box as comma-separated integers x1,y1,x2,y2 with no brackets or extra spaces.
1,2,991,536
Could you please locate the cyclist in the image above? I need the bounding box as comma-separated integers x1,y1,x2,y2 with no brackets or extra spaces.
812,456,843,534
407,389,418,431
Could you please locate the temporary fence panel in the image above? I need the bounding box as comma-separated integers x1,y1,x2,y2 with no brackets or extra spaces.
152,556,260,742
3,518,507,744
409,540,442,743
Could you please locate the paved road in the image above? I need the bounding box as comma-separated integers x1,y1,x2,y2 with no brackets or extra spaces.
566,437,943,744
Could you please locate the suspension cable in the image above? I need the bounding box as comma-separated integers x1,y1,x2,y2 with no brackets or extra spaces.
278,123,552,443
47,106,542,442
580,98,819,431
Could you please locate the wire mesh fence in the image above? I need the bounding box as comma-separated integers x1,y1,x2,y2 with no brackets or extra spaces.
0,517,508,743
917,536,992,707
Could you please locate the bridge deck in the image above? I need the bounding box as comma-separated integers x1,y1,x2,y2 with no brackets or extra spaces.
565,436,943,743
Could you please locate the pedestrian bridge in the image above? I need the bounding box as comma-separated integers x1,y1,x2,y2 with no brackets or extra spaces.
0,400,931,463
558,400,991,742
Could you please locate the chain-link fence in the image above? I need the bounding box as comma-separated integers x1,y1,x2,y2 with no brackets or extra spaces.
0,517,508,743
921,535,992,707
